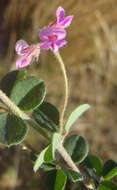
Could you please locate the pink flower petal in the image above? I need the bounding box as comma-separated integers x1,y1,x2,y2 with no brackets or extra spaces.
39,27,66,41
54,28,66,40
21,45,36,57
59,15,74,28
16,56,31,68
40,41,51,50
56,7,65,23
56,39,67,48
49,40,67,52
15,40,29,56
38,28,49,41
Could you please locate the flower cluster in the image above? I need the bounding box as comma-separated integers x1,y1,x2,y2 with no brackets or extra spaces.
15,7,73,68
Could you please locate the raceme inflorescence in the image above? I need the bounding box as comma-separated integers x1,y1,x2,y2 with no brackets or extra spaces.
0,6,116,190
15,6,74,68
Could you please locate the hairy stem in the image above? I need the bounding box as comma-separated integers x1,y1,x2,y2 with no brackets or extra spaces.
58,144,80,173
53,51,69,134
0,89,49,140
0,89,79,172
0,90,29,120
0,89,93,188
58,144,94,189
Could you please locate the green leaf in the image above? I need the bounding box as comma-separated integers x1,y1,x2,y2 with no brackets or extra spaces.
40,163,55,171
98,181,117,190
0,112,28,146
54,169,67,190
10,76,46,111
103,160,117,178
0,70,26,96
104,167,117,180
32,102,59,132
83,155,103,176
64,168,83,182
34,147,47,172
34,144,53,172
64,134,89,163
44,144,53,162
52,133,61,159
65,104,90,133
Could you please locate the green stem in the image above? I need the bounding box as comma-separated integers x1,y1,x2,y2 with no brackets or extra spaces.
0,89,49,140
53,51,69,135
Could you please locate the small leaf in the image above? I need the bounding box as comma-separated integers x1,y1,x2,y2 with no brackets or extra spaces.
52,133,61,159
64,134,89,164
0,112,28,146
64,168,83,182
54,169,67,190
32,102,59,132
44,144,53,162
10,76,46,111
103,160,117,178
83,155,103,176
34,144,53,172
104,167,117,180
98,181,117,190
0,70,26,96
34,147,48,172
40,163,55,171
65,104,90,133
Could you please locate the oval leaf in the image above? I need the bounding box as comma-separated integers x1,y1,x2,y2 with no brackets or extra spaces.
0,112,28,146
64,134,89,164
98,181,117,190
0,70,26,96
32,102,59,132
10,76,46,111
34,144,53,172
40,163,55,172
103,160,117,178
44,144,53,162
83,155,103,176
65,104,90,133
34,146,48,172
63,168,83,182
54,169,67,190
104,167,117,180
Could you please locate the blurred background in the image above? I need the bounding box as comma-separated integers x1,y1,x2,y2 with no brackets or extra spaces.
0,0,117,189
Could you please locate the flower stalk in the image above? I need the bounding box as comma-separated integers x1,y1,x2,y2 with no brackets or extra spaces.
53,51,69,135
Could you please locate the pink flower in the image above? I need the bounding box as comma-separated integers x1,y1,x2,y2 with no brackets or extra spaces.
15,40,40,68
39,27,67,52
49,6,74,28
38,7,74,52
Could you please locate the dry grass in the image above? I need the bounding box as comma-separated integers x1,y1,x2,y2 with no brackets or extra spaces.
0,0,117,189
